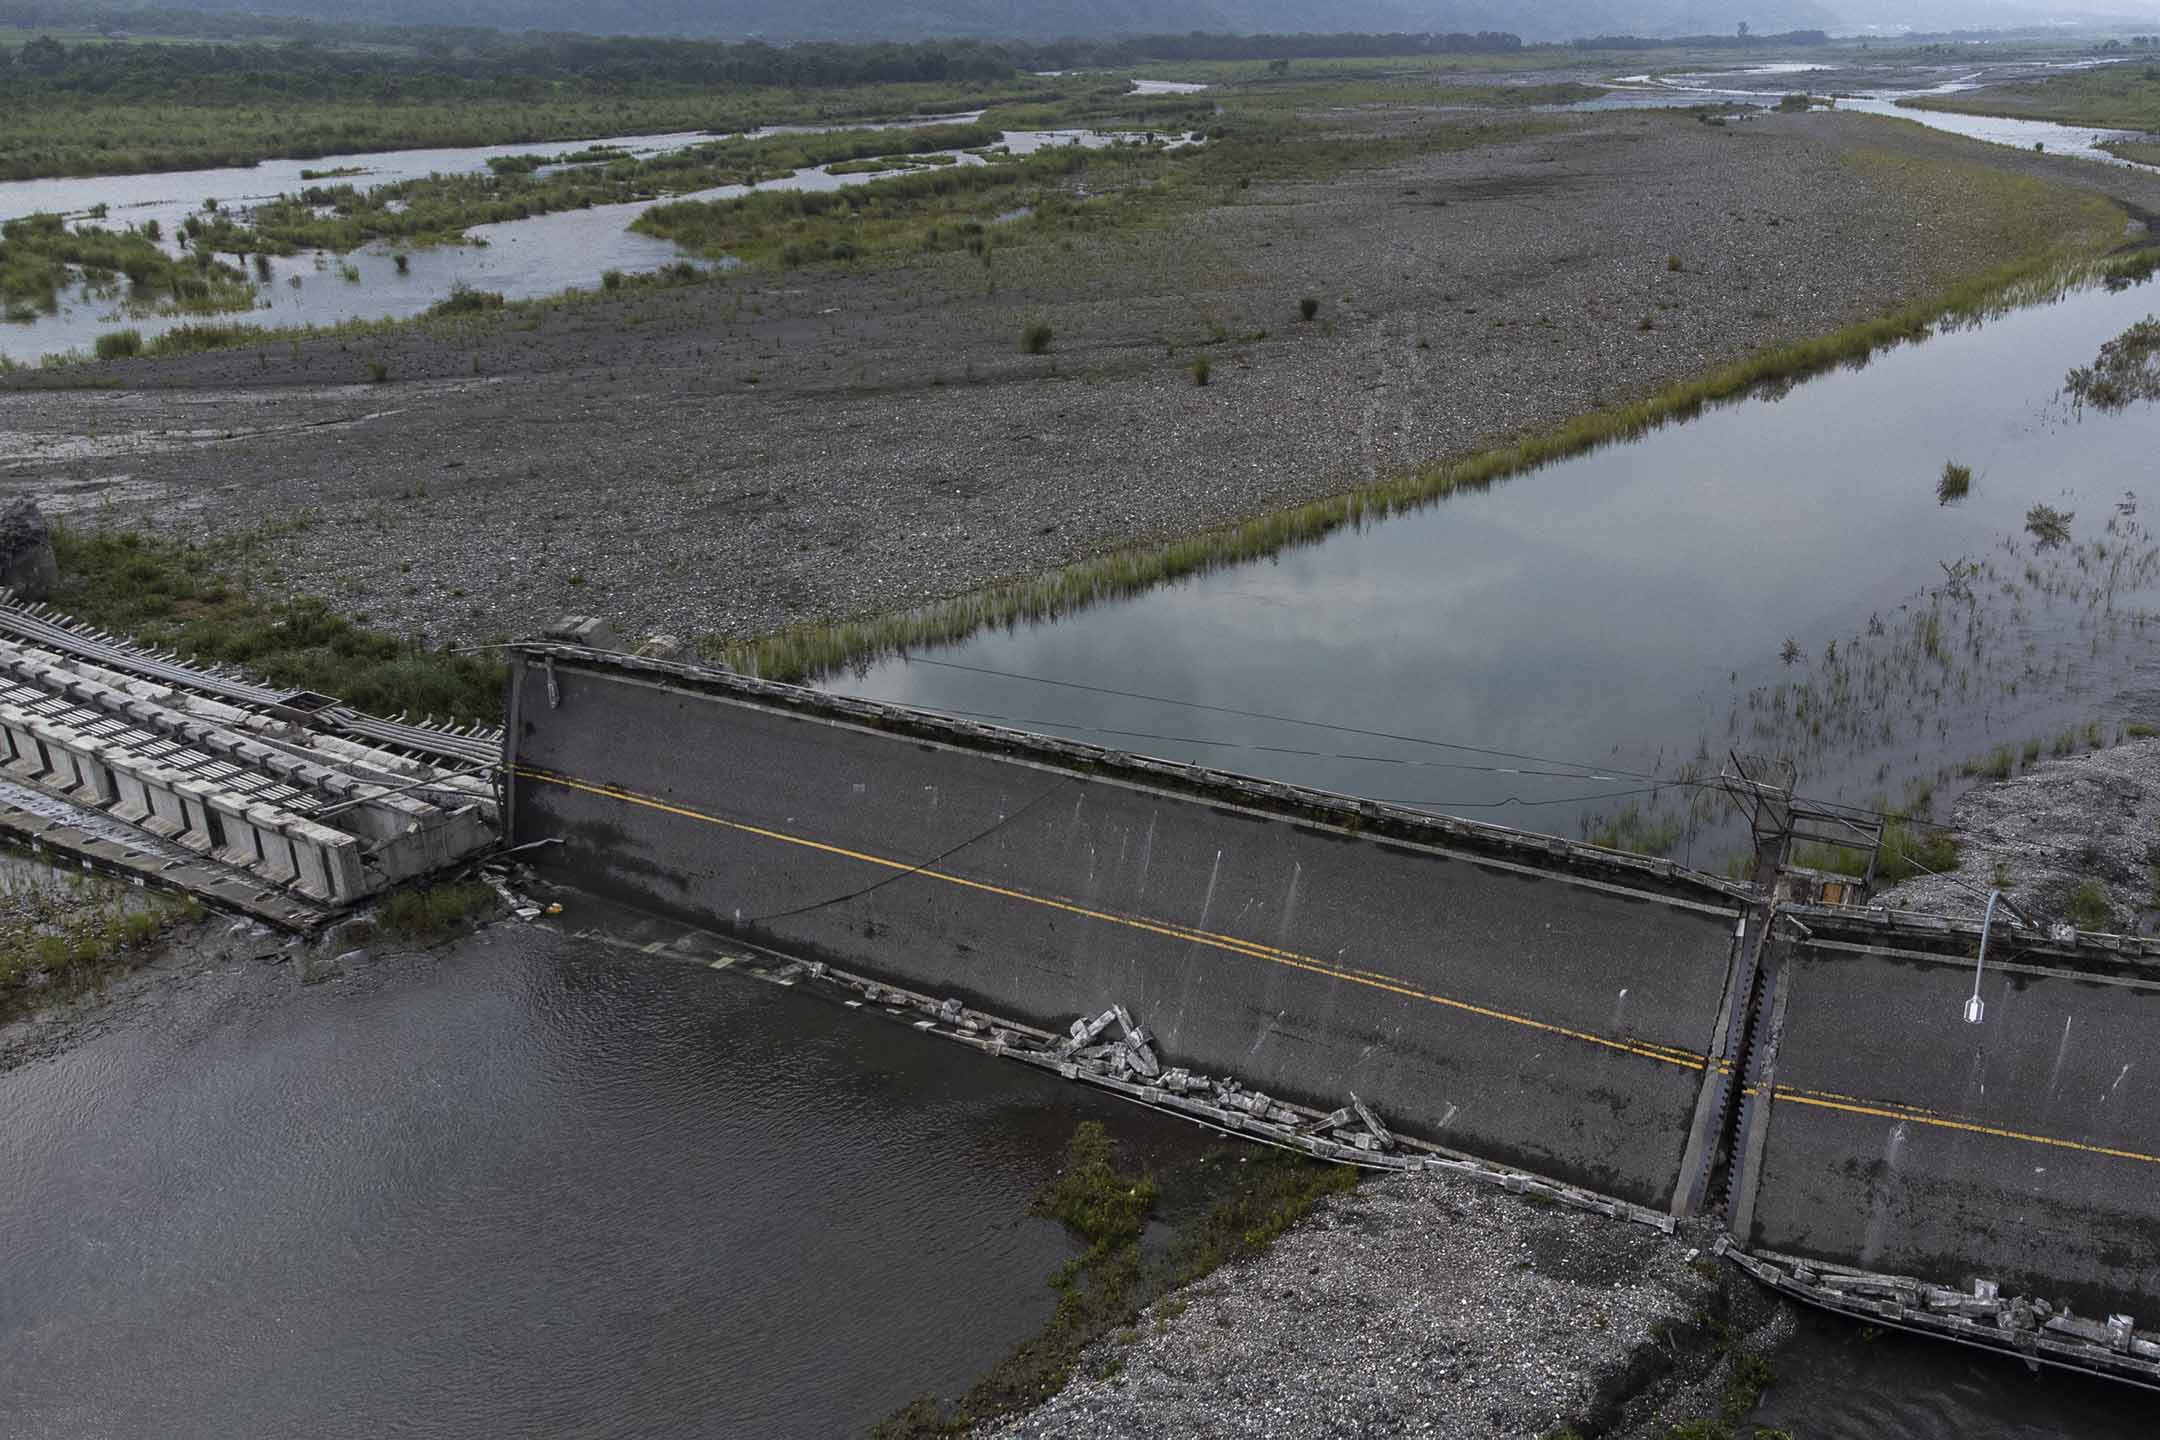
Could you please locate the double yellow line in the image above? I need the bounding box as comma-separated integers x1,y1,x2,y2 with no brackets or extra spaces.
521,767,2160,1170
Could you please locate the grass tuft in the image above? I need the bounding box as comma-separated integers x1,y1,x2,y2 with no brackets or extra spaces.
375,881,499,942
93,328,143,361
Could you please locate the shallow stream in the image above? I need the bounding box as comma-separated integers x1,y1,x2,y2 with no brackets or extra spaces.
0,119,1178,364
840,271,2160,875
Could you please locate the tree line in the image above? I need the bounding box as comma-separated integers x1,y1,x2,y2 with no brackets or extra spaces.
0,20,1531,98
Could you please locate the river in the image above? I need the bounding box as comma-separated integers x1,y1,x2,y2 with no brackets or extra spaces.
0,917,1216,1438
839,269,2160,873
0,118,1190,365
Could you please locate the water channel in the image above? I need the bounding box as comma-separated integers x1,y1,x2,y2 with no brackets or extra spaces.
0,116,1186,365
841,271,2160,875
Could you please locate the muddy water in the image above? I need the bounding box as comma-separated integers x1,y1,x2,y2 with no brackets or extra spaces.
0,121,1183,364
0,921,1214,1438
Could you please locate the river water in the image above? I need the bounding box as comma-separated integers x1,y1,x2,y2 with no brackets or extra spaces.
0,119,1186,364
840,271,2160,870
0,919,1214,1438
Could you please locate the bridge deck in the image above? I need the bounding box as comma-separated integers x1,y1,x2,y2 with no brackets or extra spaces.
509,649,1745,1210
1739,933,2160,1317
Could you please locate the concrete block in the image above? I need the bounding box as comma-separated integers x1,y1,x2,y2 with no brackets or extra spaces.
245,805,300,887
171,779,219,855
109,763,156,827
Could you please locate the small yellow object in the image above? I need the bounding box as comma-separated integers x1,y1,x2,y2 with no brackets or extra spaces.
544,903,563,915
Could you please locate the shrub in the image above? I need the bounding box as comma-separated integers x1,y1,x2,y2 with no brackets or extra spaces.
376,881,498,941
366,358,389,383
1022,319,1053,354
1190,355,1212,386
2065,879,2114,932
427,283,505,318
393,253,410,274
2025,503,2073,548
93,328,143,360
1665,253,1683,272
600,268,624,290
1777,93,1811,112
1299,296,1319,321
1937,461,1971,503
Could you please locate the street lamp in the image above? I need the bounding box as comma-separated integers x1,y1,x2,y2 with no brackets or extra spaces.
1965,889,2004,1024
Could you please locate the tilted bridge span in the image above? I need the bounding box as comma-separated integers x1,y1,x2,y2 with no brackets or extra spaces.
505,641,2160,1390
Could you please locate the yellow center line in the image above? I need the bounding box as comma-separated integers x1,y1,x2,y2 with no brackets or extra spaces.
529,767,2160,1171
1756,1087,2160,1168
518,767,1710,1071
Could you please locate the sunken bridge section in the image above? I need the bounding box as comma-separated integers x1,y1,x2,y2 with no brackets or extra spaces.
509,643,2160,1389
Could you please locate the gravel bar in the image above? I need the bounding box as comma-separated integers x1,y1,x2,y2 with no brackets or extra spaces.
7,109,2160,650
986,1169,1779,1440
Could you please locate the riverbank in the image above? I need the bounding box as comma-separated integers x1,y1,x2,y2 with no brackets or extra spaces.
1875,734,2160,934
7,106,2155,666
984,1171,1787,1440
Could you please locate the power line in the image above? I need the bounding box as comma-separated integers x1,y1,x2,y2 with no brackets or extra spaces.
871,655,1952,834
893,656,1672,781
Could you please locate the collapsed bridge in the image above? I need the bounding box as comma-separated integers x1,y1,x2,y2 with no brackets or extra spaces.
506,640,2160,1389
6,590,2154,1391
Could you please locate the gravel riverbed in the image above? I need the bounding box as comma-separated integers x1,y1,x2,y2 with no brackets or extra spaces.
986,1170,1784,1440
7,108,2158,652
1877,734,2160,933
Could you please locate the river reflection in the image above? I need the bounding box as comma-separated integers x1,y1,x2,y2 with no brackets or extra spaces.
841,274,2160,870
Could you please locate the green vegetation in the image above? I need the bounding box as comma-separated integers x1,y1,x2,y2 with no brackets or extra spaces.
49,523,505,724
175,122,1006,258
1190,354,1212,386
2065,877,2116,931
875,1121,1355,1437
426,283,504,318
1937,460,1971,502
1299,295,1320,321
2025,502,2074,549
1794,814,1960,884
0,212,252,322
1021,318,1054,354
0,866,196,1025
2065,316,2160,413
1907,63,2160,132
1588,804,1685,858
2104,139,2160,168
92,327,142,360
376,881,499,942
